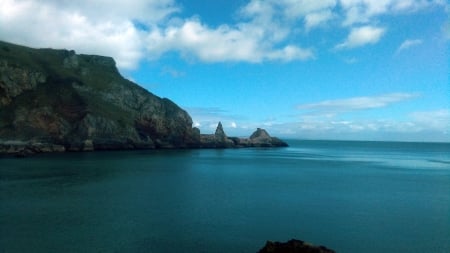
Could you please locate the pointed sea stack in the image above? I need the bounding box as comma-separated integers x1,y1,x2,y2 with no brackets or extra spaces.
199,122,233,148
199,123,288,148
214,121,227,143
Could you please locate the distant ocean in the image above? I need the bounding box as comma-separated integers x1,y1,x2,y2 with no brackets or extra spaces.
1,140,449,253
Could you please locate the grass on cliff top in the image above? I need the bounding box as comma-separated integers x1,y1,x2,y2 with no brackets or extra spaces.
0,40,169,129
0,40,124,90
1,40,71,76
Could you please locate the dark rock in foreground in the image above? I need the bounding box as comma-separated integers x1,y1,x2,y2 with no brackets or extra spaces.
258,239,336,253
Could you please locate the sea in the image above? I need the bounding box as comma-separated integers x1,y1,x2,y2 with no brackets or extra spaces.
1,140,449,253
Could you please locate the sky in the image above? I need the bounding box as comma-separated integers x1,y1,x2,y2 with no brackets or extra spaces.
1,0,449,142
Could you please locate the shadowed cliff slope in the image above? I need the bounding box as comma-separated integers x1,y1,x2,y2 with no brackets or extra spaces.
0,40,200,153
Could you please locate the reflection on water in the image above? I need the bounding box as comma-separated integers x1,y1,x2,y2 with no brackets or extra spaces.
1,141,449,253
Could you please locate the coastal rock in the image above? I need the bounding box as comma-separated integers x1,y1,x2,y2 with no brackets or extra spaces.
214,122,234,148
249,128,289,147
198,122,235,148
0,40,200,154
258,239,336,253
0,59,47,106
199,124,288,148
0,41,288,154
215,121,227,142
0,140,66,157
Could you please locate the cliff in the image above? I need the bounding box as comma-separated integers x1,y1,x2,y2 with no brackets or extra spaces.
0,41,287,156
0,40,200,154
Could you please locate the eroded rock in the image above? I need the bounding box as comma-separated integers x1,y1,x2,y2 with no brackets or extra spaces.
199,123,288,148
0,40,200,154
258,239,336,253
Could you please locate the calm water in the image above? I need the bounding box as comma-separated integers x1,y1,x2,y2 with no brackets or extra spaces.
1,140,449,253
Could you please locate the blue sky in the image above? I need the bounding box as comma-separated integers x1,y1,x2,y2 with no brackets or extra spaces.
1,0,449,141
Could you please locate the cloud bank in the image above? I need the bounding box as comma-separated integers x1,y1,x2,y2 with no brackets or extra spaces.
146,18,314,63
188,106,450,142
0,0,446,69
287,93,449,141
0,0,169,69
297,93,419,115
186,93,450,142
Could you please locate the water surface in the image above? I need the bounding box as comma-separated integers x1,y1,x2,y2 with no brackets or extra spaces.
1,140,449,252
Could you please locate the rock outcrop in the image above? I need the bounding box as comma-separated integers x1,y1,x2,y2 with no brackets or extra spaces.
249,128,288,147
199,123,288,148
258,239,336,253
200,122,233,148
215,121,227,143
0,40,200,155
0,41,288,155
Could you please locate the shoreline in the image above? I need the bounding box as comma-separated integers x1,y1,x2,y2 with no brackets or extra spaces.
0,126,288,157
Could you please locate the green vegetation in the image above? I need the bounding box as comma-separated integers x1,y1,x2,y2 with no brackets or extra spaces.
0,40,197,151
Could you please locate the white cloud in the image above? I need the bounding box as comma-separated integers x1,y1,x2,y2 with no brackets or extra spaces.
0,0,446,68
273,95,449,141
410,109,450,132
35,0,179,23
264,110,450,142
396,39,423,53
297,93,419,115
240,0,337,29
304,10,335,31
335,25,385,49
339,0,446,26
340,0,391,25
280,0,337,18
0,0,178,69
146,18,314,63
186,104,450,142
0,0,319,67
146,0,345,63
267,45,315,61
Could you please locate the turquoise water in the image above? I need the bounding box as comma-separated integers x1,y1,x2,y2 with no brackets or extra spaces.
1,140,449,252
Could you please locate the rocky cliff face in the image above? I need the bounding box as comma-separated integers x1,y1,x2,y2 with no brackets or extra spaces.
0,41,200,154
